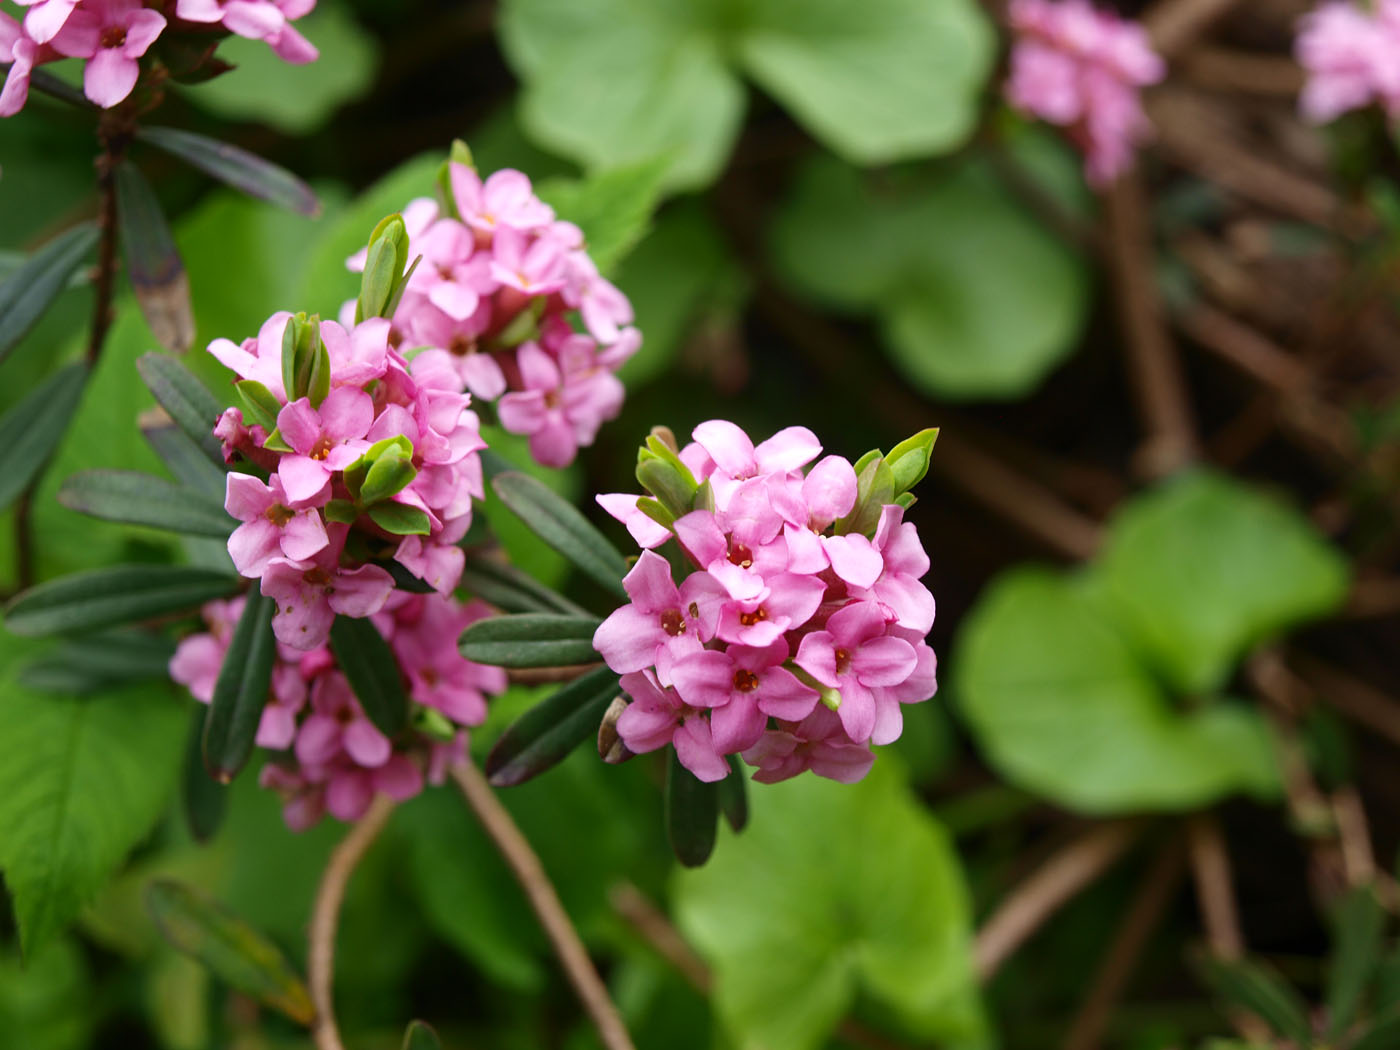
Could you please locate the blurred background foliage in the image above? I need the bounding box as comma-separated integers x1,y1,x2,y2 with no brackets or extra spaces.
2,0,1399,1047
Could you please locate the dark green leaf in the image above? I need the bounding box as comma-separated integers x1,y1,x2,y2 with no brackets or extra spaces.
1326,884,1385,1038
1353,1009,1400,1050
136,353,225,467
718,755,749,833
667,750,719,867
57,469,232,538
145,879,314,1024
114,161,194,352
0,223,98,362
382,559,437,594
329,615,408,738
143,423,227,503
458,554,587,615
1197,955,1313,1046
201,591,276,783
484,665,620,787
402,1020,443,1050
5,565,236,637
0,362,87,513
367,501,432,536
181,707,226,843
459,613,602,668
490,471,629,598
136,126,322,217
18,631,176,695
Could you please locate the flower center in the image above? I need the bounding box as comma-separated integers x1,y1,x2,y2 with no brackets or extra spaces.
100,26,127,49
834,647,851,675
265,503,296,527
733,668,760,693
660,608,687,637
449,334,475,357
309,436,334,461
543,389,560,410
302,567,333,587
421,667,439,687
727,542,754,569
738,607,768,627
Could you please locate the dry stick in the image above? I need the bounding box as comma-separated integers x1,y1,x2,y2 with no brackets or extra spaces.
1291,655,1400,752
974,821,1141,981
1062,836,1188,1050
450,760,635,1050
308,794,396,1050
1179,48,1306,96
1346,576,1400,619
507,663,601,686
1104,174,1198,479
1142,0,1245,57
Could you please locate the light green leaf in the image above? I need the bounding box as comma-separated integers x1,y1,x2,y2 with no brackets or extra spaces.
954,567,1281,813
0,938,92,1050
771,153,1090,399
674,763,984,1050
1097,471,1351,695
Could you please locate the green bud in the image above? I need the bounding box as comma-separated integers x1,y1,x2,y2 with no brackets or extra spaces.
234,380,281,433
635,496,675,532
368,501,432,536
496,298,544,348
279,313,323,405
649,425,679,453
360,441,418,505
852,448,883,475
636,454,697,519
434,139,475,220
343,435,414,504
834,454,895,538
412,703,458,743
261,428,293,453
356,214,410,322
323,499,359,524
886,427,939,496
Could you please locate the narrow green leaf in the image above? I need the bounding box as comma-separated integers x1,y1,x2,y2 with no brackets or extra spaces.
491,471,629,598
57,469,233,538
1353,1009,1400,1050
368,501,432,536
459,613,602,668
1326,884,1385,1038
143,422,227,503
484,665,620,787
382,559,437,594
0,362,87,513
886,427,939,495
136,353,226,466
18,630,176,695
718,754,749,833
181,707,226,843
458,554,587,615
115,161,195,352
666,749,719,867
6,565,236,637
145,879,314,1025
1197,955,1313,1046
329,615,408,738
360,444,417,504
0,223,98,362
402,1020,444,1050
201,591,276,783
234,379,281,433
136,126,322,217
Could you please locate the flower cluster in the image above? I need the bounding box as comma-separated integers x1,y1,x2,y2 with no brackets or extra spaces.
1295,0,1400,123
211,305,486,651
1004,0,1165,185
343,155,639,469
0,0,316,116
593,422,939,785
171,591,506,829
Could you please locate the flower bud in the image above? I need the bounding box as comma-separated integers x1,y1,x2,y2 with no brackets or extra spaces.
886,427,939,497
280,312,328,407
356,214,412,322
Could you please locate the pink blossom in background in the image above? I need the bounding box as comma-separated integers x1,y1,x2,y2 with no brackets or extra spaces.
1295,0,1400,123
1005,0,1165,184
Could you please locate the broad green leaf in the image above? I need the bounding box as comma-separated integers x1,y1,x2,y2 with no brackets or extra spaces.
181,708,226,844
771,153,1089,399
115,161,195,353
954,568,1280,813
181,7,379,134
366,501,432,536
1196,956,1313,1046
143,423,227,503
0,362,87,513
0,938,92,1050
458,553,588,615
459,613,602,668
536,156,670,273
484,665,621,786
136,353,226,467
57,469,232,538
499,0,991,189
0,223,97,363
18,630,175,695
1326,884,1385,1039
1097,471,1351,695
5,565,237,638
666,750,719,867
674,763,984,1050
136,126,322,217
329,615,409,738
490,471,629,599
202,591,277,783
145,879,314,1024
0,673,183,953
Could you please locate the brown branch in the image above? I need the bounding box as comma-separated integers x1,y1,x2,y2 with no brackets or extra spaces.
1142,0,1246,57
1186,814,1244,960
1104,174,1198,479
1291,655,1400,753
507,663,601,685
974,821,1141,981
1346,577,1400,620
1179,48,1306,96
450,759,635,1050
309,794,396,1050
1062,835,1187,1050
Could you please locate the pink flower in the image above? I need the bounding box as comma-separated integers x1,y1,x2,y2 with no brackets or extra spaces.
562,251,634,345
712,572,826,648
224,472,329,578
848,504,936,634
49,0,166,108
260,538,394,650
257,664,308,749
1296,0,1400,122
742,707,874,785
489,226,567,296
593,550,723,672
616,670,730,782
497,341,624,468
274,388,374,504
295,671,393,768
450,165,555,235
14,0,77,44
388,595,505,725
794,601,918,743
320,317,390,387
1,20,47,117
596,493,672,549
208,311,292,401
407,219,493,321
174,0,317,63
670,641,819,752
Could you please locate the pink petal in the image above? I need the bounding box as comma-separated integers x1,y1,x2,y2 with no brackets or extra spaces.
669,649,734,709
124,9,167,55
319,386,374,440
754,426,821,474
276,398,322,455
280,510,329,562
691,420,756,478
755,666,819,721
327,565,394,618
592,605,661,674
822,534,884,589
672,718,730,782
373,755,424,800
228,519,281,578
794,631,839,688
851,635,918,687
225,472,272,521
803,455,857,526
278,455,331,505
710,693,766,754
83,48,138,108
326,770,373,822
343,718,392,768
295,714,342,765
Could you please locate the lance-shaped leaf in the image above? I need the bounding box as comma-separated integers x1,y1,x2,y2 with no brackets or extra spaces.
5,565,237,637
484,665,620,787
329,614,408,738
0,223,98,362
718,755,749,833
136,126,322,217
18,630,176,694
402,1021,443,1050
58,469,233,538
202,591,276,782
137,353,225,466
115,161,195,352
458,554,587,615
459,613,602,668
667,750,719,867
181,708,226,843
143,422,227,502
1326,884,1385,1039
0,362,87,513
1196,955,1313,1046
490,471,629,599
145,879,314,1025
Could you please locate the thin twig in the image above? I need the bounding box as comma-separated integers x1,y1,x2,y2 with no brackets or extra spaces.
1063,835,1187,1050
974,821,1141,981
450,759,635,1050
309,794,396,1050
1185,814,1243,960
507,663,600,685
1142,0,1246,57
1179,48,1306,96
1331,786,1377,889
1291,655,1400,752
